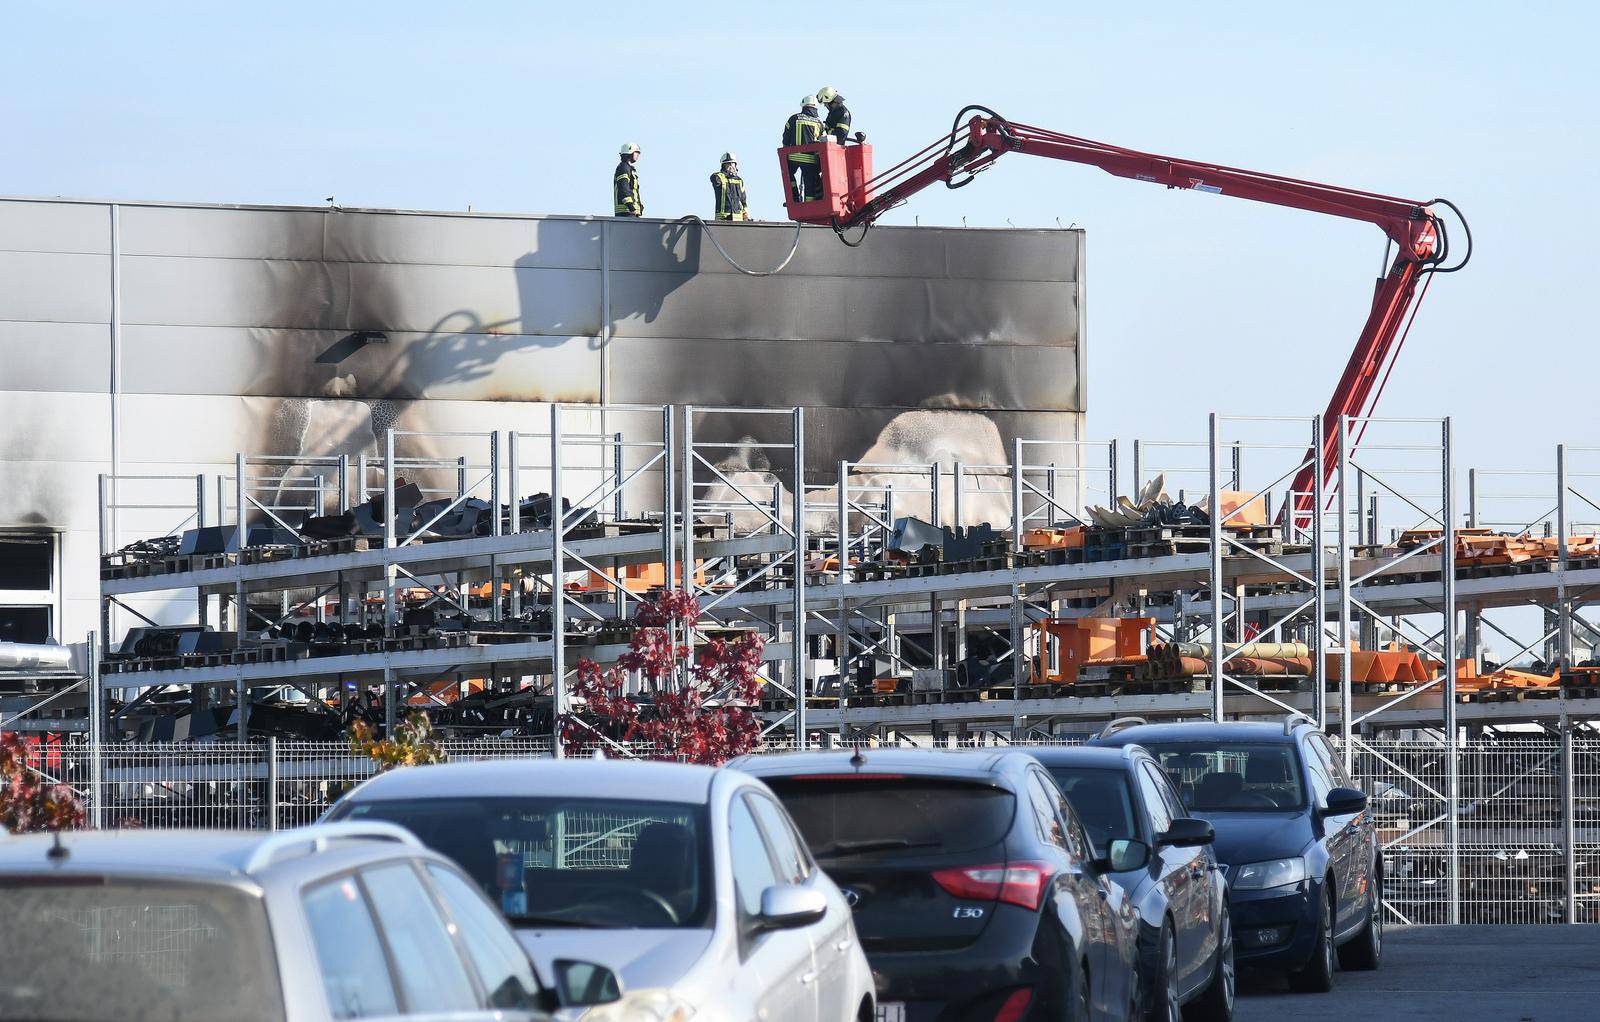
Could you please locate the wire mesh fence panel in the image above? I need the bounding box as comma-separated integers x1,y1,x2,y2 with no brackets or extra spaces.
90,744,270,830
271,741,377,829
1577,736,1600,923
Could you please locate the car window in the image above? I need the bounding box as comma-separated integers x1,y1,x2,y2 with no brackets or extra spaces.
1025,770,1069,850
1142,742,1308,811
1046,765,1140,855
333,795,712,929
729,796,782,920
746,792,809,884
764,777,1016,862
302,875,400,1019
1302,738,1335,803
0,878,285,1022
361,862,480,1014
1311,734,1354,787
426,864,543,1011
1147,761,1188,821
1136,764,1175,833
1061,801,1097,864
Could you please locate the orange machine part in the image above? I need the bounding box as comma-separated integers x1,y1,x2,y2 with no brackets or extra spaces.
582,560,704,594
1032,617,1154,685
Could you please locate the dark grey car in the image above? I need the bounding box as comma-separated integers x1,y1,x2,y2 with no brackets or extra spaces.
1031,744,1235,1022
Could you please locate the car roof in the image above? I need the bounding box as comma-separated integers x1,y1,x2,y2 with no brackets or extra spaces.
343,758,722,804
0,830,267,880
1093,720,1301,746
730,747,1024,784
1026,745,1142,769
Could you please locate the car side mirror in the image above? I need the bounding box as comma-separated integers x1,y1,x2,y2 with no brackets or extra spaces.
550,959,623,1009
1157,818,1215,848
1321,787,1368,817
757,884,827,931
1100,838,1151,873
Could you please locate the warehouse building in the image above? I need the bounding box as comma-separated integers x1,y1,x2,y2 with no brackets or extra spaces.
0,197,1086,650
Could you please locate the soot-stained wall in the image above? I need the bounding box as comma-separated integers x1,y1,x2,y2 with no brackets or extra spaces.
0,197,1085,641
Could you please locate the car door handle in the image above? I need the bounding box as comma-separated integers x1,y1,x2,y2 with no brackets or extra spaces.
835,938,853,952
800,970,818,985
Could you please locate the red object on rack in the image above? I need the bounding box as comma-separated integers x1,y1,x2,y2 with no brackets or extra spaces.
783,111,1465,515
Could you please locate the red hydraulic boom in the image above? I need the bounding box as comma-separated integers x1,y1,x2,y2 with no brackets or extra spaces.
779,107,1469,515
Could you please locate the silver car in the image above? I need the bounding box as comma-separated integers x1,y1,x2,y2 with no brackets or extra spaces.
329,759,878,1022
0,821,613,1021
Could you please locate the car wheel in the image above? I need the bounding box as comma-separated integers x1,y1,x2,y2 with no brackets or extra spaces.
1183,905,1234,1022
1287,883,1336,993
1146,924,1182,1022
1338,872,1383,971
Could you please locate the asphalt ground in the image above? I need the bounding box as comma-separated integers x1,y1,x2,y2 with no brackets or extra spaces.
1234,925,1600,1022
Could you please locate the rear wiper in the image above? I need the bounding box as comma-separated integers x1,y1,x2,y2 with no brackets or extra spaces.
814,839,942,858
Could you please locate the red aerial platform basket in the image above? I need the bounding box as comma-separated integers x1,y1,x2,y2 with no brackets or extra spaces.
778,141,874,224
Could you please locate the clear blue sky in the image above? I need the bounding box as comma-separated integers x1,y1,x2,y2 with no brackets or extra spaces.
4,1,1596,490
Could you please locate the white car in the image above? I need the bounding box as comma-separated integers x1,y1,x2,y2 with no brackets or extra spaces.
329,759,877,1022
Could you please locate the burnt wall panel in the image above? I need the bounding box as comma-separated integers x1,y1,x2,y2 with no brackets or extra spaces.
325,212,601,270
611,336,1074,412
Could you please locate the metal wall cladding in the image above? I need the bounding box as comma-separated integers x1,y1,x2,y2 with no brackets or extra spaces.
610,336,1074,412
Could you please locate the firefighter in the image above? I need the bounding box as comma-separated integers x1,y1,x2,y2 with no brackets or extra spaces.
710,152,749,221
816,86,853,145
613,143,643,218
782,96,826,203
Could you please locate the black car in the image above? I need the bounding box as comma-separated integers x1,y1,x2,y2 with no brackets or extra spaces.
732,749,1141,1022
1093,717,1381,992
1031,744,1234,1022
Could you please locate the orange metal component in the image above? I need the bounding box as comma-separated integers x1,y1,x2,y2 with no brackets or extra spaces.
1032,617,1154,685
1216,490,1269,530
1023,527,1086,550
581,560,704,594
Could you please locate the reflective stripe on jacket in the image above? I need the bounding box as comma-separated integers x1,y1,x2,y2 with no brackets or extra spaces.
825,104,852,144
783,113,824,164
711,171,747,220
614,159,642,216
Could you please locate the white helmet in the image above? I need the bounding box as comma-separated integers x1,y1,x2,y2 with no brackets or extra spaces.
800,95,818,109
619,142,640,157
720,151,738,165
816,86,838,105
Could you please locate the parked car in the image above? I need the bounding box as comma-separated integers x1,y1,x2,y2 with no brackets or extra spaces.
327,759,876,1022
0,821,611,1021
731,748,1141,1022
1092,717,1381,992
1030,744,1234,1022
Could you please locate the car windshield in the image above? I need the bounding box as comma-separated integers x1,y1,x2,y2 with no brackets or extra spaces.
1044,766,1138,854
762,777,1015,861
1141,742,1307,812
0,879,284,1022
335,796,711,929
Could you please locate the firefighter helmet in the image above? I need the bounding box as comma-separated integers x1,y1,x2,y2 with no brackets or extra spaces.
816,86,838,105
619,142,640,157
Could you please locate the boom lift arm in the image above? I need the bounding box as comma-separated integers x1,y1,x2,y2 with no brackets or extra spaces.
786,107,1469,512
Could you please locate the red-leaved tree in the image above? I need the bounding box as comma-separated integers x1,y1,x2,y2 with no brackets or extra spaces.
0,733,86,833
561,590,764,764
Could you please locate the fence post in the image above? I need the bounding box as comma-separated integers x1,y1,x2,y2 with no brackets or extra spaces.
267,736,281,832
86,630,103,829
1562,721,1577,923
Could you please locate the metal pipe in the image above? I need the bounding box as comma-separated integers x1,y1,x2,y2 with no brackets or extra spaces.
1441,416,1459,926
837,459,850,738
1562,719,1578,923
550,405,567,757
87,630,103,830
792,407,807,742
266,736,280,832
1208,414,1224,721
1337,418,1353,764
1311,417,1327,730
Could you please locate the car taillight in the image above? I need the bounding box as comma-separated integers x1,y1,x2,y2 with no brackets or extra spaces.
993,987,1034,1022
931,861,1055,910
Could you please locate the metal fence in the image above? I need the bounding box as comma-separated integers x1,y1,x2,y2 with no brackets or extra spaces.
20,734,1600,924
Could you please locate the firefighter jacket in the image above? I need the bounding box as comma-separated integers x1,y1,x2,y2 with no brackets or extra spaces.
783,112,825,163
825,103,852,144
711,170,748,221
613,159,642,216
